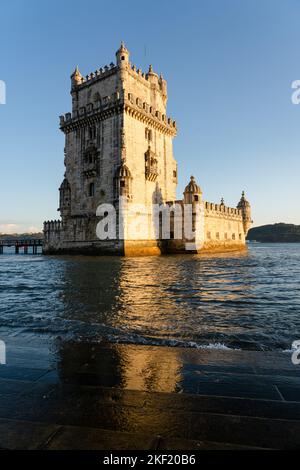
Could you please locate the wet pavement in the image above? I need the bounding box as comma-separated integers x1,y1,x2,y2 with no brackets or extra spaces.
0,329,300,449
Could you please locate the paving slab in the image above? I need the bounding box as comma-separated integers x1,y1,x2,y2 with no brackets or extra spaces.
0,335,300,449
158,437,269,450
0,418,59,450
189,412,300,449
44,425,156,450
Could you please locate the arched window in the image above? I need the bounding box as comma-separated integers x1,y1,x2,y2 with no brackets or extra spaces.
89,182,95,197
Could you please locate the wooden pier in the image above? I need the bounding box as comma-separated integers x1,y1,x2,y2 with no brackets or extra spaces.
0,239,43,255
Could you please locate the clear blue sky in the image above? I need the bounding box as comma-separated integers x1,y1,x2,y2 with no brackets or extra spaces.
1,0,300,233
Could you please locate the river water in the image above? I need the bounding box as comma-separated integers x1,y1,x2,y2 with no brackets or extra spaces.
0,243,299,351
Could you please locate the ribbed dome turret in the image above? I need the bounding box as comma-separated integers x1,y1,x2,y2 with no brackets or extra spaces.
184,176,202,194
115,160,132,199
237,191,250,209
183,176,202,204
117,161,132,179
237,191,252,235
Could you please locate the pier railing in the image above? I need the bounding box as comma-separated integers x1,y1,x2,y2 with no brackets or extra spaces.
0,239,43,254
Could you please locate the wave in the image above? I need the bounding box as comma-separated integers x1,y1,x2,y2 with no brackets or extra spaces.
0,316,243,350
102,334,242,350
0,315,294,353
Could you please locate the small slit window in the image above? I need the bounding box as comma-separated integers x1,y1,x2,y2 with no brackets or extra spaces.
89,182,95,197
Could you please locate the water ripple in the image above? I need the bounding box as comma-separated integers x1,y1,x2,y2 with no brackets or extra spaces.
0,244,300,351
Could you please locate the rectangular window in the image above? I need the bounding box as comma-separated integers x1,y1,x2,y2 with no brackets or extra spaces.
145,128,152,141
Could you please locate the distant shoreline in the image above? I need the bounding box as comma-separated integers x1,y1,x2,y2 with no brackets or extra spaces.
247,223,300,243
248,240,300,244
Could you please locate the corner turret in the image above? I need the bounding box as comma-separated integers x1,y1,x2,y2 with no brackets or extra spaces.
115,159,132,200
116,41,130,67
59,177,71,220
146,64,159,86
183,176,203,204
71,66,83,88
159,73,167,105
237,191,252,235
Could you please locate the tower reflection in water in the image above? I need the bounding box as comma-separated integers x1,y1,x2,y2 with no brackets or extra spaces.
39,252,252,434
54,255,186,393
53,251,250,392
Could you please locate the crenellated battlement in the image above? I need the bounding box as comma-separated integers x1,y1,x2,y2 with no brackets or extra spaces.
71,59,166,94
204,201,242,219
43,220,62,232
128,63,167,94
71,63,117,90
124,92,176,134
59,90,176,135
59,92,122,133
70,43,168,123
166,200,242,220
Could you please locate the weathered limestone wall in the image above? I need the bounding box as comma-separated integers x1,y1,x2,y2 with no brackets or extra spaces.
203,202,246,251
44,238,125,256
124,113,177,206
72,68,120,112
124,240,161,256
64,114,122,218
125,68,166,114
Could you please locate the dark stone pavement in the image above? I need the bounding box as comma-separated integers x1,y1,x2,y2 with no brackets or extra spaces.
0,329,300,449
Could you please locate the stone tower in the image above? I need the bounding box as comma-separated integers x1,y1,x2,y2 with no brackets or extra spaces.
43,43,251,255
45,43,178,254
